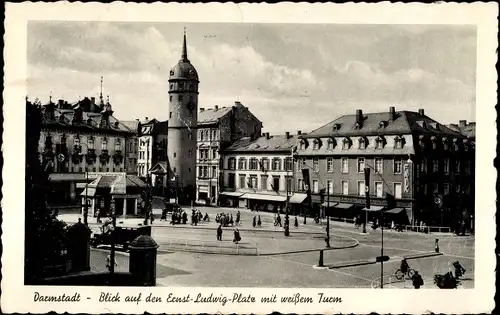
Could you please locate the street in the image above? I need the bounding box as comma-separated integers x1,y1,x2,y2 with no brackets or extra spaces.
61,202,474,288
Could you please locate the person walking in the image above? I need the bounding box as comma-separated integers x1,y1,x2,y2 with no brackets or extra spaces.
96,209,102,223
277,214,282,227
412,271,424,289
233,229,241,244
253,216,257,228
217,224,223,241
257,215,262,227
294,216,299,229
236,211,241,226
230,214,234,226
106,254,117,272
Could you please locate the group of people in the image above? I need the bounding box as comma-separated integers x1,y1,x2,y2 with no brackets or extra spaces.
216,225,242,244
399,259,466,289
216,211,240,227
167,209,188,225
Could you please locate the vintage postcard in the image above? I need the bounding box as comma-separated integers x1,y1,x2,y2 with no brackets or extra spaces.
2,2,498,314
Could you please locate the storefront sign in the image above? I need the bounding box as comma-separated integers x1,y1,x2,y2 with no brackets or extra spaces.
403,164,410,193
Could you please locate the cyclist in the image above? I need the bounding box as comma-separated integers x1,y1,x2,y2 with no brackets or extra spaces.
400,259,410,275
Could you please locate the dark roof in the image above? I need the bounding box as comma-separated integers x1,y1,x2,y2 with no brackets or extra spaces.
447,122,476,139
152,121,168,134
121,120,140,133
198,107,232,125
302,110,464,138
223,134,297,153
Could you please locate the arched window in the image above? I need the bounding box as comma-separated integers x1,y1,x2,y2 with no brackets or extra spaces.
394,136,404,149
327,138,336,150
375,136,385,149
342,137,351,150
358,137,367,150
313,138,322,150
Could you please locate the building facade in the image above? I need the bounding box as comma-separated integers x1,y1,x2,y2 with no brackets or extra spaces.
220,132,303,213
135,118,168,180
36,96,137,206
196,102,262,205
294,107,475,228
167,31,198,205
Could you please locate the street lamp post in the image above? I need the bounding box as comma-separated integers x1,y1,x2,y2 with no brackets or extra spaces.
110,197,117,274
325,185,330,247
78,142,90,226
284,169,290,237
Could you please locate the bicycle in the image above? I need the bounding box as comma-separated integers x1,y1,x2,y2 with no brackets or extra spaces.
395,268,416,280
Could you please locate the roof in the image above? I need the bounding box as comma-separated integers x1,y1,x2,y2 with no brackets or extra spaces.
150,162,168,173
302,110,465,138
198,107,232,125
121,120,140,133
86,174,146,195
223,134,297,153
447,122,476,139
153,121,168,134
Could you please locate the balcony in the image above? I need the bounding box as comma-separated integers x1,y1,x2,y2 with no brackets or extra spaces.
113,150,124,165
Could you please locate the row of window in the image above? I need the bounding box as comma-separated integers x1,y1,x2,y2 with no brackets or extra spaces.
198,166,218,178
44,135,122,152
199,148,217,160
199,129,219,142
226,173,292,192
297,157,471,175
227,157,293,171
168,94,196,103
299,136,404,151
169,82,196,91
71,166,124,173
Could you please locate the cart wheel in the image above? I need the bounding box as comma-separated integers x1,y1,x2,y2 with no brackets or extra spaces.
395,269,404,280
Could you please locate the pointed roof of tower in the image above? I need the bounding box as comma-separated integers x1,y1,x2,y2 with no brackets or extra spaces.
181,27,189,62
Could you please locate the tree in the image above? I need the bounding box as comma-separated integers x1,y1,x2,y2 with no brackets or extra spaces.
25,98,69,283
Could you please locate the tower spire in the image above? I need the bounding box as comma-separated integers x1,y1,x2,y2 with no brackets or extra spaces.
100,76,104,104
181,27,189,62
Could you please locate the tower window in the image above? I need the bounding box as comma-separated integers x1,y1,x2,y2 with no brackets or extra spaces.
179,95,183,102
169,112,172,118
189,168,191,173
170,84,174,90
169,95,172,102
174,152,176,158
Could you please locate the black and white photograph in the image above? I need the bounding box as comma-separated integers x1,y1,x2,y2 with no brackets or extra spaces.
2,2,497,314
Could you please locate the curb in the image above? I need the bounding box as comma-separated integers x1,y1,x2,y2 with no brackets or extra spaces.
328,259,376,269
404,252,444,260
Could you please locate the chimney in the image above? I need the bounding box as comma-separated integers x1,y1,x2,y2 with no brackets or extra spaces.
214,105,219,111
356,109,363,125
285,132,290,139
265,132,270,140
58,99,64,108
91,97,95,105
389,106,396,120
235,101,241,106
200,108,205,112
135,118,139,122
459,120,467,127
145,117,148,121
418,109,425,116
297,130,302,135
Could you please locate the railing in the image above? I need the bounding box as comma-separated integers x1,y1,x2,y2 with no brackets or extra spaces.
156,237,259,255
405,225,451,233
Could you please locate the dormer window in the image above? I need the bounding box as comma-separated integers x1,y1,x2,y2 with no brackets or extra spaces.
327,138,336,150
379,121,387,128
417,121,426,129
394,136,404,149
299,139,308,150
332,123,341,131
354,122,361,130
358,137,367,150
375,136,386,149
342,137,351,150
313,138,322,150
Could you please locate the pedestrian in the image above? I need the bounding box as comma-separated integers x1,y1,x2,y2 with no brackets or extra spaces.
277,214,282,227
106,254,117,272
96,209,101,223
182,211,187,224
150,211,154,224
233,229,241,244
253,216,256,228
391,220,395,230
294,216,299,229
230,214,234,226
412,271,424,289
217,224,223,241
257,215,262,227
236,211,241,226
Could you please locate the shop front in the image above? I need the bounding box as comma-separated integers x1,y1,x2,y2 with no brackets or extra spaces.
240,193,287,213
219,191,244,207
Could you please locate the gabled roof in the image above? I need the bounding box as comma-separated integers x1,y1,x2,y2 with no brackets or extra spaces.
447,122,476,139
223,134,297,153
303,110,464,138
198,107,232,125
150,162,168,173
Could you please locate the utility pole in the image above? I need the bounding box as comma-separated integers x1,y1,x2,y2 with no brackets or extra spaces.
284,171,290,237
325,183,330,247
110,197,116,274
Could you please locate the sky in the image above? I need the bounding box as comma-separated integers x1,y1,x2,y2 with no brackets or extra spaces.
27,22,477,133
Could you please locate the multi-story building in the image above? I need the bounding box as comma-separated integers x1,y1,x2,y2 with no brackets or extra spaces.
447,120,476,141
196,102,262,205
135,118,168,179
37,96,139,207
294,107,475,228
220,132,301,212
121,119,139,174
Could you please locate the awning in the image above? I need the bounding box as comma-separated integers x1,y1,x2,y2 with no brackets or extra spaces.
321,201,339,208
241,193,287,202
80,187,96,197
219,191,244,197
335,203,355,209
289,193,308,204
362,206,385,212
110,174,127,195
49,173,86,182
384,207,405,214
